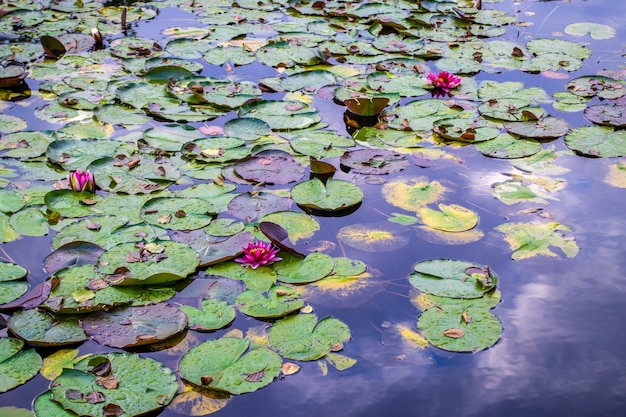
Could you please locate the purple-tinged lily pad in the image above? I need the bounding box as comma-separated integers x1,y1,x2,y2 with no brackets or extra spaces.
81,303,187,348
233,150,305,185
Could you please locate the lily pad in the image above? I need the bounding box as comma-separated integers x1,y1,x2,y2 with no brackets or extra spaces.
238,100,321,130
584,104,626,128
565,75,626,100
0,346,42,393
291,178,363,214
475,133,541,159
88,155,180,194
495,221,580,260
180,298,236,331
340,149,409,175
233,150,305,185
46,139,123,171
417,304,502,352
274,252,335,284
417,204,479,232
503,116,570,139
97,241,200,285
236,285,304,319
81,303,187,348
179,337,282,395
564,125,626,157
381,176,449,211
409,259,498,298
268,313,351,361
50,352,178,416
141,197,215,230
42,264,176,314
337,222,410,253
0,262,27,281
7,308,88,346
44,190,96,218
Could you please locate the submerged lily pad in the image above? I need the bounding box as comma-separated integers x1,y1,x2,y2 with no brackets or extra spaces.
418,304,502,352
50,352,178,416
269,313,351,361
381,176,449,211
179,337,282,395
81,303,187,348
495,221,580,260
337,222,410,253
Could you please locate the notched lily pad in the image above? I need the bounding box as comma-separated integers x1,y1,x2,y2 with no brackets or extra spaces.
291,178,363,214
179,337,282,395
50,352,177,416
8,308,88,346
236,285,304,319
340,149,409,175
410,259,498,298
180,298,236,331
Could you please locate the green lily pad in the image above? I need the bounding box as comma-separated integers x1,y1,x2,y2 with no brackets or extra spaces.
205,261,277,293
223,117,272,141
256,41,320,67
284,130,355,159
95,104,152,126
236,285,304,319
141,197,215,230
44,190,96,218
475,133,541,159
97,241,200,285
268,313,351,361
0,131,54,159
182,136,250,164
566,75,626,99
33,391,83,417
564,22,616,40
0,114,27,135
179,337,282,395
46,139,123,171
171,78,262,109
417,304,502,352
503,116,570,139
478,98,545,122
584,104,626,128
175,229,257,267
7,308,88,346
410,259,498,298
81,303,187,348
238,100,321,130
50,352,177,416
417,203,479,232
0,337,23,363
142,123,206,152
0,213,19,243
291,178,364,213
88,155,180,194
495,221,580,260
274,252,335,284
180,298,236,331
564,125,626,157
433,118,500,143
0,262,27,281
280,70,337,92
52,215,155,250
0,280,28,305
9,208,48,237
0,347,42,393
43,264,176,314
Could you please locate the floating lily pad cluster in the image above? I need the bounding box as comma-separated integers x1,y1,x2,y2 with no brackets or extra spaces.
410,259,502,352
0,0,621,414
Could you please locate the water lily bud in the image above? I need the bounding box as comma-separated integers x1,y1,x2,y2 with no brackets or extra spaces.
68,169,95,193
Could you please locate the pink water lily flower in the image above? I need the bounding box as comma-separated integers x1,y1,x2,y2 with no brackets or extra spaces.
68,169,95,192
424,71,462,97
235,241,282,269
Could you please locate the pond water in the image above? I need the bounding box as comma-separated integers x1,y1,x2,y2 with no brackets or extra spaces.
1,0,626,416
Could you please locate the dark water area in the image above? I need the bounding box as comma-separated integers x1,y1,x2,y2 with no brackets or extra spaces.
1,0,626,416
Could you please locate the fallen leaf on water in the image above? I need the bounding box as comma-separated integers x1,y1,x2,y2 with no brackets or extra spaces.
86,390,106,404
281,362,300,376
243,368,266,382
443,328,465,338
